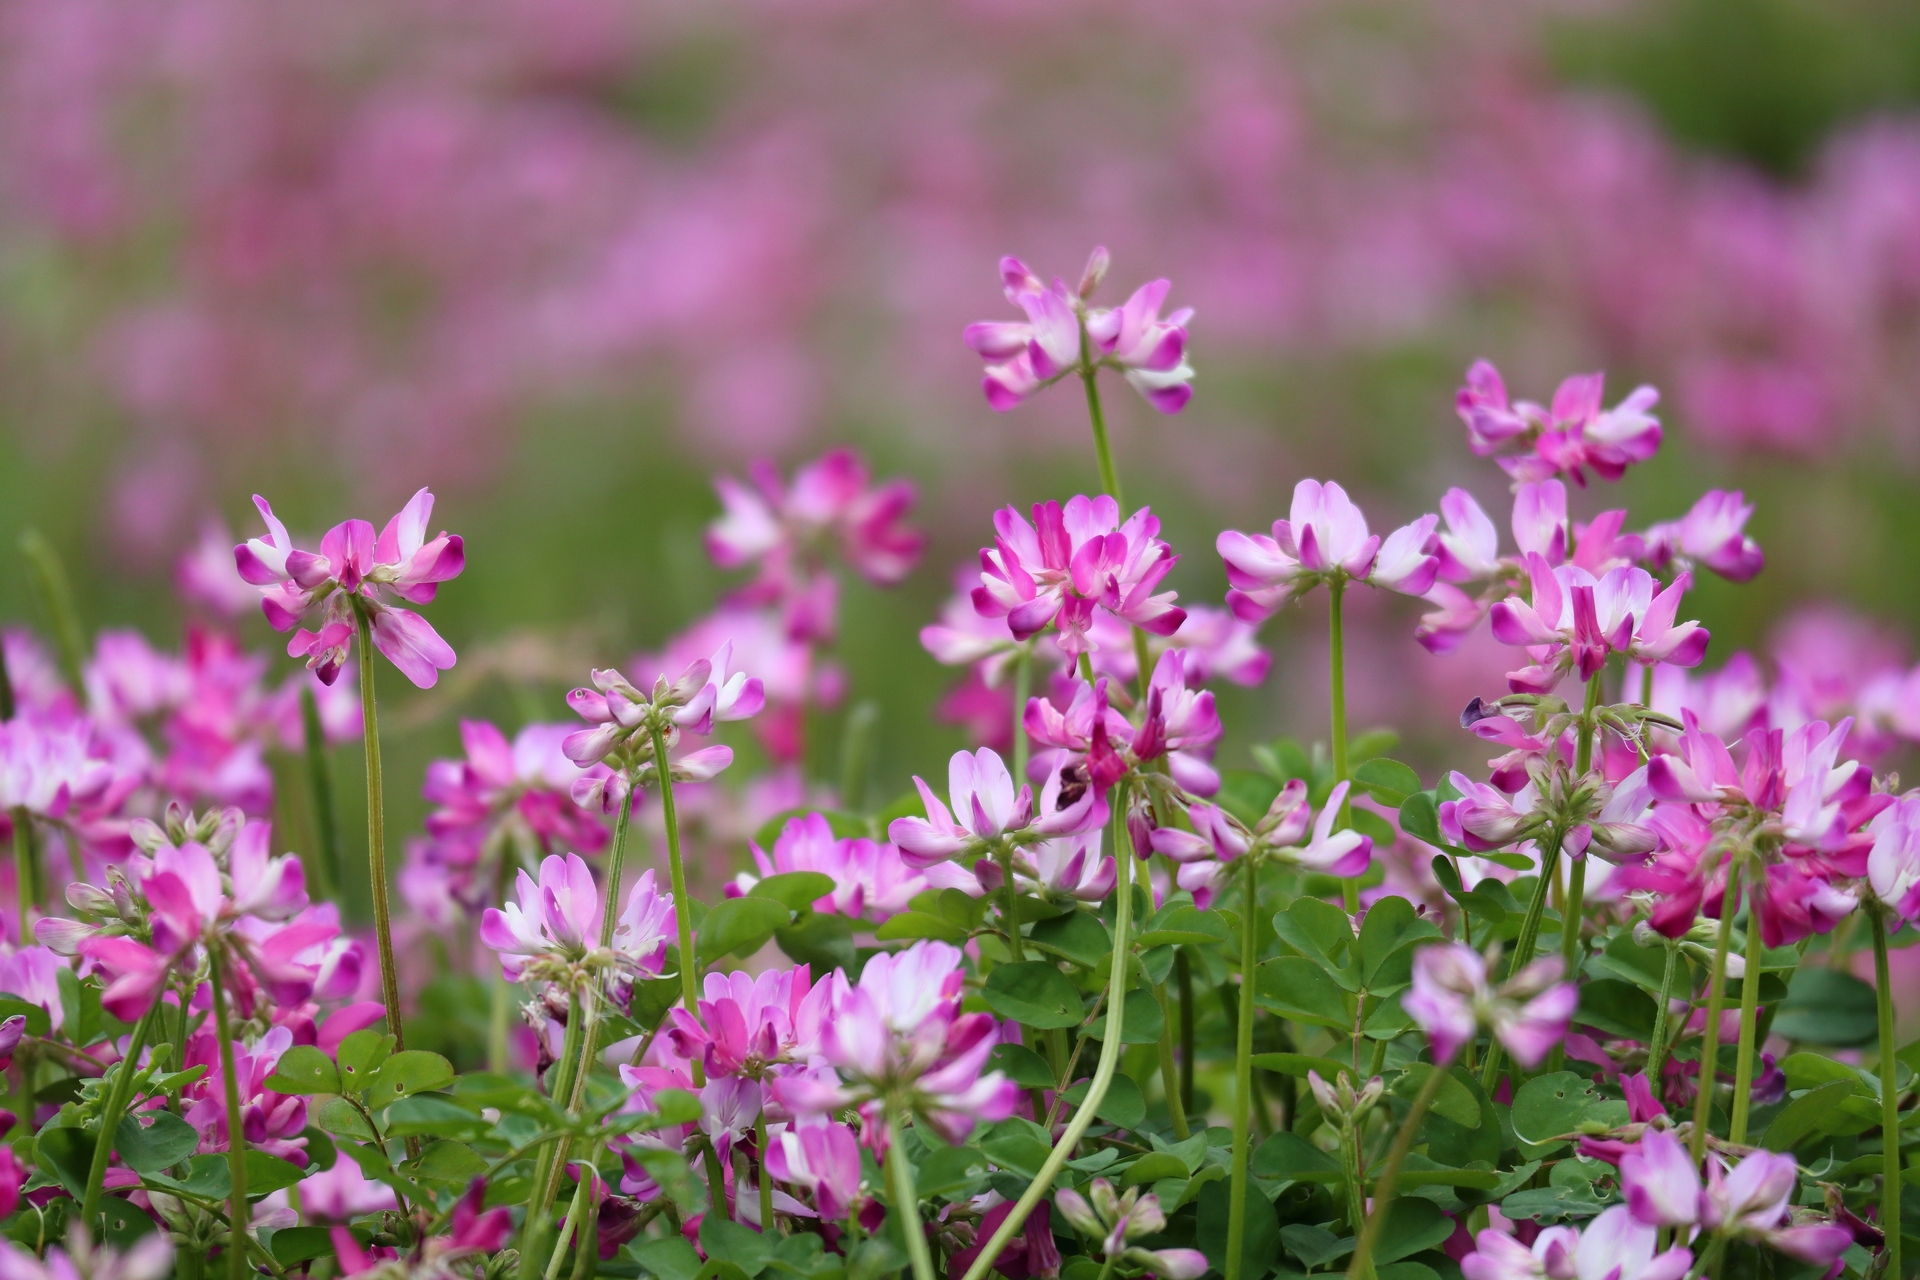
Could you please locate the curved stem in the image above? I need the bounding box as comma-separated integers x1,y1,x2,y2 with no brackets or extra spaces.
546,1157,596,1280
1690,858,1742,1163
350,602,405,1055
1337,1119,1367,1247
1080,372,1122,507
521,993,586,1270
958,800,1135,1280
1646,941,1682,1086
1480,830,1564,1094
1872,905,1902,1280
208,951,250,1280
1728,903,1768,1144
1328,581,1356,914
79,1000,161,1231
1226,853,1258,1280
1348,1065,1449,1280
1154,981,1189,1140
887,1109,938,1280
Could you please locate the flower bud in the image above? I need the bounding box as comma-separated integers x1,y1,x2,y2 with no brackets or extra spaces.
65,882,116,915
1078,246,1111,299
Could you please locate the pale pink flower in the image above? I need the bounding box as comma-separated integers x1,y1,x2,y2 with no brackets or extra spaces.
1619,1128,1699,1228
1869,792,1920,922
233,489,464,689
1643,490,1765,583
1218,479,1438,621
1455,361,1663,487
1462,1206,1689,1280
1699,1150,1854,1265
1490,556,1709,692
888,747,1104,869
974,830,1116,904
734,812,941,922
1404,942,1575,1068
766,1120,865,1221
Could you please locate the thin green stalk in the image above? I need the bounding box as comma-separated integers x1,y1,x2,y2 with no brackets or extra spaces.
650,728,701,1021
489,972,512,1076
546,1160,596,1280
521,994,586,1271
12,809,32,949
79,1000,161,1230
1479,830,1565,1094
350,602,405,1053
1176,950,1195,1113
1348,1066,1449,1280
888,1110,938,1280
755,1110,774,1233
958,801,1135,1280
1689,858,1741,1163
1338,1119,1368,1245
1131,629,1155,707
0,635,15,720
1080,372,1122,506
838,700,880,813
1328,581,1356,913
996,845,1048,1121
1154,981,1189,1139
1226,853,1259,1280
1728,903,1768,1144
1011,647,1033,783
1871,906,1901,1280
208,951,250,1280
19,530,87,694
1645,941,1681,1085
300,684,343,902
1557,673,1605,1009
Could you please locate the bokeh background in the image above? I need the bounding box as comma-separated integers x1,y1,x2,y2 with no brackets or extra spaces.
6,0,1920,869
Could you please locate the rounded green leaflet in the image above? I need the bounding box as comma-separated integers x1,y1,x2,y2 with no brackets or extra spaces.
113,1110,201,1173
1510,1071,1630,1146
362,1049,456,1110
746,871,836,911
873,911,969,944
696,895,792,964
982,961,1083,1029
262,1044,339,1095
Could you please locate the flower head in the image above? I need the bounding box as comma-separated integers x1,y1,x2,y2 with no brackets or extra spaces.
1404,942,1576,1068
1052,1180,1207,1279
1219,480,1438,622
889,747,1104,870
1455,361,1663,487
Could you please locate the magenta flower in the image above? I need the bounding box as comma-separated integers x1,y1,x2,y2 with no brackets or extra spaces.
1700,1151,1854,1266
1489,556,1709,692
561,648,762,797
888,747,1104,869
950,1201,1062,1280
765,1120,866,1222
332,1179,510,1278
234,489,464,688
1127,651,1224,796
706,449,924,642
1404,942,1576,1068
0,1234,172,1280
424,721,607,853
1149,779,1370,880
975,830,1116,904
964,249,1194,414
734,812,949,922
181,1025,309,1164
1619,1128,1699,1228
664,964,842,1081
1455,360,1663,487
973,496,1186,657
1461,1205,1689,1280
1437,772,1546,852
1869,793,1920,921
1218,479,1438,622
1643,490,1765,583
479,854,674,1005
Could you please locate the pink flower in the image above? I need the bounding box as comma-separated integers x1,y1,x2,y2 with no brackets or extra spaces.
888,747,1103,869
975,830,1117,903
964,249,1194,414
1218,480,1438,622
424,720,608,855
1869,792,1920,921
1454,361,1663,487
734,813,939,922
297,1153,398,1221
949,1200,1062,1280
1128,651,1223,796
181,1025,309,1164
1461,1205,1689,1280
335,1179,509,1277
973,496,1186,658
478,852,600,981
1052,1180,1208,1278
1438,772,1544,851
765,1120,865,1222
1698,1150,1853,1265
0,1234,172,1280
1489,556,1709,692
1643,490,1765,583
561,649,762,775
664,964,842,1080
1619,1129,1699,1227
234,489,464,689
1404,943,1575,1068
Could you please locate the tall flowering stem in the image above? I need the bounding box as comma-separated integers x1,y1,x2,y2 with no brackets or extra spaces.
957,794,1136,1280
1646,939,1681,1084
1328,580,1356,913
79,998,163,1231
10,809,31,945
1225,852,1257,1280
1690,857,1741,1162
1871,903,1901,1280
1011,647,1033,782
888,1109,938,1280
1479,831,1563,1093
1728,896,1768,1143
1080,369,1122,508
1560,673,1605,975
1347,1065,1449,1280
351,600,406,1051
520,993,585,1272
207,951,250,1280
299,684,343,901
649,725,700,1022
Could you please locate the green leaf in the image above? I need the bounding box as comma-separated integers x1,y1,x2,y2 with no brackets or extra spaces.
1393,1157,1501,1190
1349,807,1399,847
314,1097,379,1142
246,1152,307,1197
335,1029,394,1093
629,975,689,1032
412,1140,488,1185
1086,995,1164,1045
1279,1224,1350,1270
1273,897,1355,975
1217,770,1283,826
385,1095,490,1141
846,1239,907,1280
1771,967,1879,1046
270,1227,343,1268
748,872,836,912
1510,1072,1629,1147
1255,956,1354,1028
1197,1178,1281,1280
1591,930,1671,991
633,1238,705,1280
1353,758,1422,806
698,897,792,964
1249,1131,1341,1183
988,1043,1057,1090
776,914,859,974
648,1090,704,1129
1357,896,1442,988
1249,1052,1356,1082
1120,1152,1190,1188
143,1153,234,1201
263,1044,339,1095
0,996,52,1038
114,1109,201,1173
915,1144,990,1200
363,1050,456,1110
982,962,1083,1030
872,912,968,945
1576,978,1658,1042
1062,1072,1145,1129
1372,1197,1455,1264
1762,1080,1859,1152
97,1197,154,1249
1780,1053,1872,1095
1397,793,1446,847
1394,1062,1481,1129
35,1126,92,1198
1133,904,1229,950
1027,911,1111,969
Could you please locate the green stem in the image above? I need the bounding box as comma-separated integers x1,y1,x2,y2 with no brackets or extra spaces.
11,809,32,949
1338,1119,1368,1244
996,845,1048,1121
1690,858,1741,1163
1872,905,1902,1280
300,684,343,903
1646,941,1682,1086
755,1110,774,1233
0,636,15,720
19,530,87,694
1154,981,1189,1140
489,971,512,1076
1479,830,1564,1094
546,1158,596,1280
350,602,405,1054
1131,628,1155,708
1080,371,1122,506
650,728,701,1022
1348,1067,1449,1280
1728,902,1768,1144
958,797,1135,1280
1176,950,1195,1113
208,951,250,1280
78,1000,161,1231
521,994,586,1269
1328,581,1356,914
888,1110,938,1280
1226,853,1259,1280
1011,647,1033,784
1554,672,1605,1065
